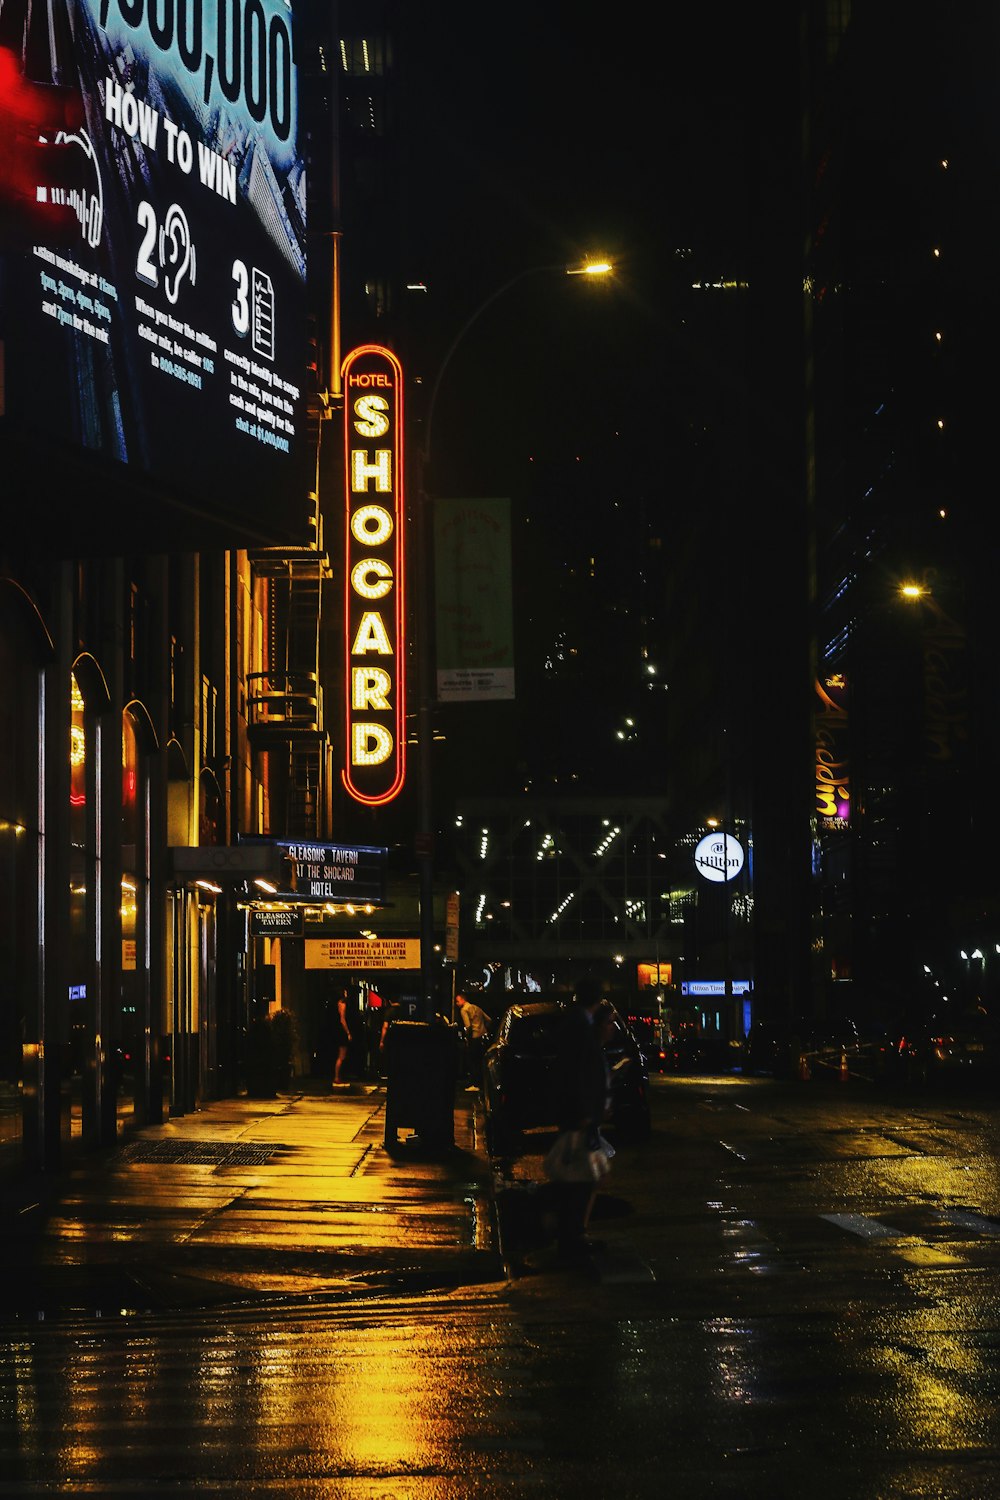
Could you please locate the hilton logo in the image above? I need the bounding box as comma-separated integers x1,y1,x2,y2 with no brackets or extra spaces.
693,832,745,883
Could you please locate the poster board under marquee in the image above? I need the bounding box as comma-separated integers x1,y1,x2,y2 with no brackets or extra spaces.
306,938,420,971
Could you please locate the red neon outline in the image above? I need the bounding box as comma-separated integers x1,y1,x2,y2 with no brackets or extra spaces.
341,343,406,806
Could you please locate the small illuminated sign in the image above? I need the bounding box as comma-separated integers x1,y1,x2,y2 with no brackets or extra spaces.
637,962,672,988
694,832,744,882
306,937,420,971
682,980,752,996
250,910,303,937
342,344,406,805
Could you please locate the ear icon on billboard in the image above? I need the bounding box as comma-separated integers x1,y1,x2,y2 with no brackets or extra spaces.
158,204,196,304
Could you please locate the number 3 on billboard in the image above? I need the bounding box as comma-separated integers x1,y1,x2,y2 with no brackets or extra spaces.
232,259,250,336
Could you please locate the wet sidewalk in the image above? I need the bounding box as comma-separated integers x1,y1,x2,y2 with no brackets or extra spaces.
1,1081,507,1322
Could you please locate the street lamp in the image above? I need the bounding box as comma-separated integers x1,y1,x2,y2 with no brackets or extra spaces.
412,258,614,1016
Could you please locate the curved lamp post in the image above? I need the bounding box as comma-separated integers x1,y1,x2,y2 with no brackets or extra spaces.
413,258,614,1015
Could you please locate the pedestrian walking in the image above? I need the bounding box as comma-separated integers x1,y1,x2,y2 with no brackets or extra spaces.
330,984,352,1088
546,977,612,1263
455,990,492,1085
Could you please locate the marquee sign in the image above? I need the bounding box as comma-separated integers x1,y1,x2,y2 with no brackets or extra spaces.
273,840,387,904
342,344,406,805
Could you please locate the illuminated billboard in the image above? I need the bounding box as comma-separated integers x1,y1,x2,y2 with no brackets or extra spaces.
815,673,849,830
341,343,406,807
0,0,308,546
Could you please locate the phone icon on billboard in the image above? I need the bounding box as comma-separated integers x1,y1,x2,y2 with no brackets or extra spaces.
251,268,274,360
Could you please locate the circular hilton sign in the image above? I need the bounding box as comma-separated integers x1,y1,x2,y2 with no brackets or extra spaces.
694,832,745,883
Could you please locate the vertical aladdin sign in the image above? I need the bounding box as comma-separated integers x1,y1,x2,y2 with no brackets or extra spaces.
342,345,406,805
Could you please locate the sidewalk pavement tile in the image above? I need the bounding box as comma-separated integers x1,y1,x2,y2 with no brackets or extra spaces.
0,1080,508,1320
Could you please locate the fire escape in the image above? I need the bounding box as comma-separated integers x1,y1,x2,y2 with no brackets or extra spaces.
247,501,332,840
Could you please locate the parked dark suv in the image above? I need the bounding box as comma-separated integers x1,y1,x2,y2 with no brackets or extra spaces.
483,998,651,1157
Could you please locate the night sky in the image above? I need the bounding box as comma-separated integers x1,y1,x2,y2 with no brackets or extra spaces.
331,6,805,830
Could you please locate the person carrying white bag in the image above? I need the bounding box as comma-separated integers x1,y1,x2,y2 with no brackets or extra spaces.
545,977,614,1263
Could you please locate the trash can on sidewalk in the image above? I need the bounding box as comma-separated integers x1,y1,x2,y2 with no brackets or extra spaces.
383,1020,458,1148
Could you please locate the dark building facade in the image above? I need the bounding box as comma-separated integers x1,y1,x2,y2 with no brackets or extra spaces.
803,3,1000,1033
0,0,423,1178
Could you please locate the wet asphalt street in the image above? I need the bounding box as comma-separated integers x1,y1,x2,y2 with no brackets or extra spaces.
5,1074,1000,1496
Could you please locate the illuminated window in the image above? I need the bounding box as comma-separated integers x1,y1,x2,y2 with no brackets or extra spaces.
339,36,387,76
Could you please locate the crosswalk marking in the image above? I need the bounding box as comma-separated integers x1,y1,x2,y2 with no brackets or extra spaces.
820,1212,902,1240
937,1208,1000,1236
816,1209,1000,1267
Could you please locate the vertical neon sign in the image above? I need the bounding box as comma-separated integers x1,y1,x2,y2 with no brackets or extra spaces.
342,344,406,805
